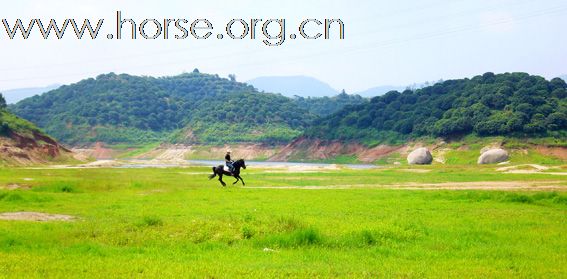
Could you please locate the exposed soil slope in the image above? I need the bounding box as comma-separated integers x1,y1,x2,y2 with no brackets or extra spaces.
268,137,567,164
0,130,72,165
68,137,567,165
269,137,405,163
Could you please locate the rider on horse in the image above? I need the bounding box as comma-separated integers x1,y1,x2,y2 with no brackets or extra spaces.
225,150,235,173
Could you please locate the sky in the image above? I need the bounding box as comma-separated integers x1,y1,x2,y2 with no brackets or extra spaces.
0,0,566,93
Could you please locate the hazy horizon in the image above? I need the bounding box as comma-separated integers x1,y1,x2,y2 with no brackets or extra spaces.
1,0,566,92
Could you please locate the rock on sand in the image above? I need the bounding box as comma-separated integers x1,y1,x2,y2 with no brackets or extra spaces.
407,148,433,165
478,148,509,164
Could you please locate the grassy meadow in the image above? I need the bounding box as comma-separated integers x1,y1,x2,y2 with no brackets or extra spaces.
0,165,566,278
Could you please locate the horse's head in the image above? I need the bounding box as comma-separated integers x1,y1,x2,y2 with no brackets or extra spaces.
237,159,246,169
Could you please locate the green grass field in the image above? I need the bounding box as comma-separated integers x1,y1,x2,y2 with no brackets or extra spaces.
0,166,566,278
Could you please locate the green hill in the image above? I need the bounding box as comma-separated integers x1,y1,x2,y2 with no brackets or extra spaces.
1,93,41,138
0,93,71,165
11,72,321,145
305,73,567,145
11,72,567,148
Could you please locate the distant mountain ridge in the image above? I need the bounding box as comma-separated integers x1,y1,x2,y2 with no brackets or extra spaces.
2,84,61,104
247,75,414,98
355,86,405,97
247,76,339,97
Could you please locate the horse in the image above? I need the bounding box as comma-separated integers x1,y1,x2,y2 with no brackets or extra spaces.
208,159,246,187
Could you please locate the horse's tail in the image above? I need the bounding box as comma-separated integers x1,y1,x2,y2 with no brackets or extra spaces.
208,167,217,180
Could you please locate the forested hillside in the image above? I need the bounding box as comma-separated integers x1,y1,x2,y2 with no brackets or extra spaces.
306,73,567,145
11,72,320,145
11,72,567,147
294,91,367,116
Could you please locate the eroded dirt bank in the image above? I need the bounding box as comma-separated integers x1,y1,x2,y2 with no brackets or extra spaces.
269,137,407,163
73,143,281,162
0,131,73,166
69,138,567,165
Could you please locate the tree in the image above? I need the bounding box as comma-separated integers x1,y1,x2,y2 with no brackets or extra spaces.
546,112,567,130
523,114,546,133
0,93,6,109
228,74,236,82
550,77,567,90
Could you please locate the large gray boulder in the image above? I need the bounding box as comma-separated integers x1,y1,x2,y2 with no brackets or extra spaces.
407,148,433,165
478,148,509,164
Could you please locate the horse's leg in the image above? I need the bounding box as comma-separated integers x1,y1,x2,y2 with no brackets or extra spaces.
238,175,245,186
208,167,217,180
219,174,226,187
233,176,239,185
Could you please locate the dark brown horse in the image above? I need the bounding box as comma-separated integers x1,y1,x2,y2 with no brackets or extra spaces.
208,159,246,187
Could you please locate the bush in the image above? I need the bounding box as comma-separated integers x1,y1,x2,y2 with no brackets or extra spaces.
138,216,163,227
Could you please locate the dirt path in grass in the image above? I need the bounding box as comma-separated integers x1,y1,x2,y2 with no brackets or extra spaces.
246,180,567,191
496,164,567,175
0,212,75,221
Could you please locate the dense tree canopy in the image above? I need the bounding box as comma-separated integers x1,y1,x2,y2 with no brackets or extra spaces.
11,73,322,145
306,73,567,143
10,72,566,146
